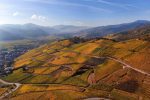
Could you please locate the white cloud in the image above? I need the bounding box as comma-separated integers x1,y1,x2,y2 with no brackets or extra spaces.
31,14,37,19
30,14,46,21
12,12,20,16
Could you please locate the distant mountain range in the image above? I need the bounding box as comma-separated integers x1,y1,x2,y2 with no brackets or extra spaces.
0,23,88,41
77,20,150,38
0,23,56,41
111,24,150,41
52,25,88,33
0,20,150,41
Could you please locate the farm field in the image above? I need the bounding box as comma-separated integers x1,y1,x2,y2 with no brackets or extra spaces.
0,36,149,100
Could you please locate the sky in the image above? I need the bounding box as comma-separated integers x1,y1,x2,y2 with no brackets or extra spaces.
0,0,150,26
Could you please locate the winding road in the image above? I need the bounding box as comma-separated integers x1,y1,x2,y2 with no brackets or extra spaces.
0,79,21,99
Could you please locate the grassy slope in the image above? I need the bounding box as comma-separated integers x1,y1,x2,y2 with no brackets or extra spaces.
1,38,150,99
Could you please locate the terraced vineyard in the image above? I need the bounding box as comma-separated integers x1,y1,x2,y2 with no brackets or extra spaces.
0,36,150,99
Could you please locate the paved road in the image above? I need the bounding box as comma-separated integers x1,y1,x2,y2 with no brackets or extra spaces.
0,79,21,99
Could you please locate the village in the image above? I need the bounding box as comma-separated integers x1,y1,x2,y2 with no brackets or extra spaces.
0,45,35,75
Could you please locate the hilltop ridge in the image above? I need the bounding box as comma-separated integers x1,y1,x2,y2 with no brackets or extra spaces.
1,20,150,41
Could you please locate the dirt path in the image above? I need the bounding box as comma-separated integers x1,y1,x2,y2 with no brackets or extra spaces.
88,73,96,84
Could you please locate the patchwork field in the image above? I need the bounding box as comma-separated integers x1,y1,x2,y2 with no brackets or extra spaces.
1,37,150,100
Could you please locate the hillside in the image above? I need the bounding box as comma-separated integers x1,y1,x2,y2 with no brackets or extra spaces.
1,20,150,41
78,20,150,38
0,24,57,41
0,30,149,99
0,24,87,41
110,25,150,41
52,25,88,33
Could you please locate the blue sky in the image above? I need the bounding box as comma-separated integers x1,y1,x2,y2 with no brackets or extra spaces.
0,0,150,26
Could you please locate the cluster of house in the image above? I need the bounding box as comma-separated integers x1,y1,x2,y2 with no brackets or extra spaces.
0,45,34,75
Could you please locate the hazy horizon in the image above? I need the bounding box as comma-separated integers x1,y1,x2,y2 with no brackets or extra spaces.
0,19,149,27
